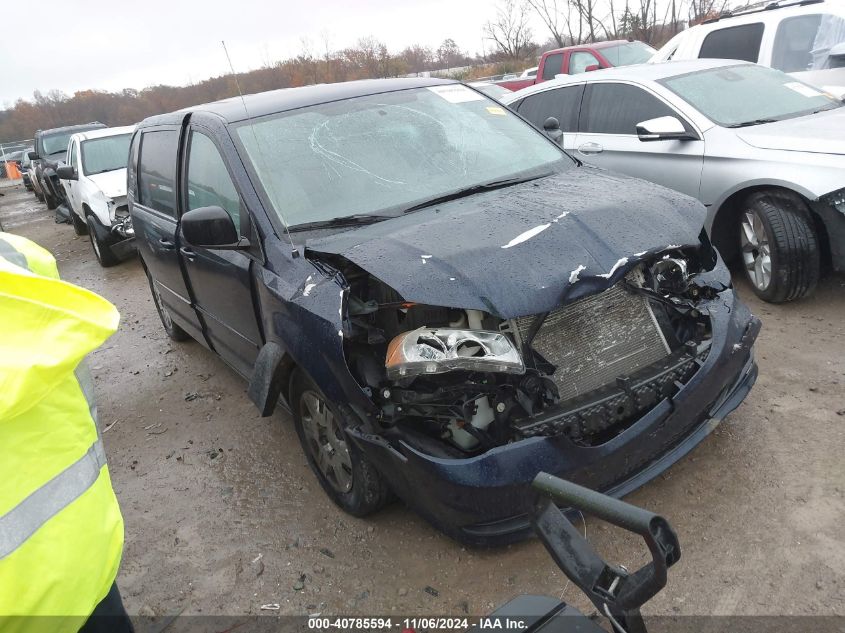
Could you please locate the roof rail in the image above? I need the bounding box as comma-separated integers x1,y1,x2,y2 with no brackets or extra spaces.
702,0,823,24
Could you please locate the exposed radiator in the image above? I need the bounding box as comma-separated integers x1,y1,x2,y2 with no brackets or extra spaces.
512,283,671,401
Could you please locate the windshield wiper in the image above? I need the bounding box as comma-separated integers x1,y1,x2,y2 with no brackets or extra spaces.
400,174,549,214
726,118,779,128
288,214,394,232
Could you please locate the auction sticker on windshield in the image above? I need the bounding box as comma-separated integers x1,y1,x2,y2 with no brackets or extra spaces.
427,84,485,103
784,81,824,98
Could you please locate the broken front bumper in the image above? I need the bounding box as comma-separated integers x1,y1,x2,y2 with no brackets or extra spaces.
349,288,761,546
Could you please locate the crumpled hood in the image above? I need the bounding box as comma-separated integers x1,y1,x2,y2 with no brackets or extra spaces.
306,167,706,318
735,107,845,155
88,168,128,200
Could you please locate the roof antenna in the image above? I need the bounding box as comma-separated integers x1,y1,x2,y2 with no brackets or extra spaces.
221,40,298,258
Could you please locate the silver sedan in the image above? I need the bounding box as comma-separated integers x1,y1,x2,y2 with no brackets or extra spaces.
502,59,845,302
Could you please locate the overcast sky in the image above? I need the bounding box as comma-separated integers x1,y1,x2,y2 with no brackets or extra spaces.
1,0,545,107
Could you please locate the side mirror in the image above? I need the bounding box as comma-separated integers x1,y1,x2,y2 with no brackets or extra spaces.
543,116,564,146
28,151,39,160
585,64,600,72
181,205,246,249
829,42,845,58
636,116,693,142
56,165,77,180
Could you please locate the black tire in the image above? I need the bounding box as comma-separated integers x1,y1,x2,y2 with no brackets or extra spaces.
291,369,392,517
144,264,190,341
71,211,89,236
739,192,820,303
44,187,60,210
86,213,119,267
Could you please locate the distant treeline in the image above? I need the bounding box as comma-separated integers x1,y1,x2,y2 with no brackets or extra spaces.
0,0,698,144
0,38,515,143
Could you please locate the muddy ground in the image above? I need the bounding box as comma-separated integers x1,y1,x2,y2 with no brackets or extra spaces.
2,181,843,620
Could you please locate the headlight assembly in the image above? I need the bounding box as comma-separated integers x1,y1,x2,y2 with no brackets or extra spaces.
650,257,690,295
385,328,524,379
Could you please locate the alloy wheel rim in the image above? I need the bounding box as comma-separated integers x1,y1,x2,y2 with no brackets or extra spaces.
740,210,772,291
299,390,353,493
89,229,101,260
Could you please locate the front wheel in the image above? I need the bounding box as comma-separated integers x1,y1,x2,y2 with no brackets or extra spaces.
86,213,119,267
291,369,392,517
739,193,820,303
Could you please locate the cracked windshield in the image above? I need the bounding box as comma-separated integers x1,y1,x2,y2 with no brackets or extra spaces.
236,85,568,227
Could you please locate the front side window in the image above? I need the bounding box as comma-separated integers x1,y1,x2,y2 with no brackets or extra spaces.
69,142,77,169
600,41,658,67
138,130,179,216
186,132,241,230
517,85,584,132
581,83,676,134
660,63,841,127
41,132,74,156
235,85,569,229
81,134,131,176
699,23,764,62
542,53,564,79
570,51,601,74
772,14,845,72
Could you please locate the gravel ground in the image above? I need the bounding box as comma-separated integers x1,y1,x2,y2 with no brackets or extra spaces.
2,182,843,620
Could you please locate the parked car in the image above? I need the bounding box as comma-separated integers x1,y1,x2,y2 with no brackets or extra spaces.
468,80,512,101
129,78,759,544
496,40,657,91
19,149,34,191
503,59,845,302
56,126,136,266
652,0,845,98
29,122,106,212
520,66,539,78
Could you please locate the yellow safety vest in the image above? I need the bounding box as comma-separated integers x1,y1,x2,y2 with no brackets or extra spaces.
0,232,124,633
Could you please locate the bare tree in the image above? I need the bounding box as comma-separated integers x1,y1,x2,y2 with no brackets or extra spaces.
436,38,463,68
484,0,535,59
526,0,570,47
400,44,434,73
689,0,730,24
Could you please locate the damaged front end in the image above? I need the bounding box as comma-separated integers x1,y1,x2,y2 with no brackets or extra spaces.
302,233,758,544
289,168,760,544
328,239,729,457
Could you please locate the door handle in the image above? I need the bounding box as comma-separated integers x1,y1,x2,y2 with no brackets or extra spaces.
180,246,196,261
159,238,176,250
578,142,604,155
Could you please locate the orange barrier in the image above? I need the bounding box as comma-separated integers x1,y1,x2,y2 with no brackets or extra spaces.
3,161,21,179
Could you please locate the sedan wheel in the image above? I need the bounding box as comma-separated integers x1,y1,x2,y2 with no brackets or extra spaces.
738,192,820,303
740,210,771,292
299,390,353,493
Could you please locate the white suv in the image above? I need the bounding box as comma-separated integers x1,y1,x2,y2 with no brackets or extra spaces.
652,0,845,97
57,126,136,266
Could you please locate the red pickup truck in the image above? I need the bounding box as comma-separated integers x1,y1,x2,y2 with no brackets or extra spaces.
496,40,656,91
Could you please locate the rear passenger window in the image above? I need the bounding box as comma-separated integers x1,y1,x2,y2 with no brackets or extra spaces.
699,23,764,63
517,85,584,132
542,53,564,80
582,83,676,134
138,130,179,216
186,131,241,230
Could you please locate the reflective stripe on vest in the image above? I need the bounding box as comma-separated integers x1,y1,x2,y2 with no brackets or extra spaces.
0,232,105,559
0,439,106,559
